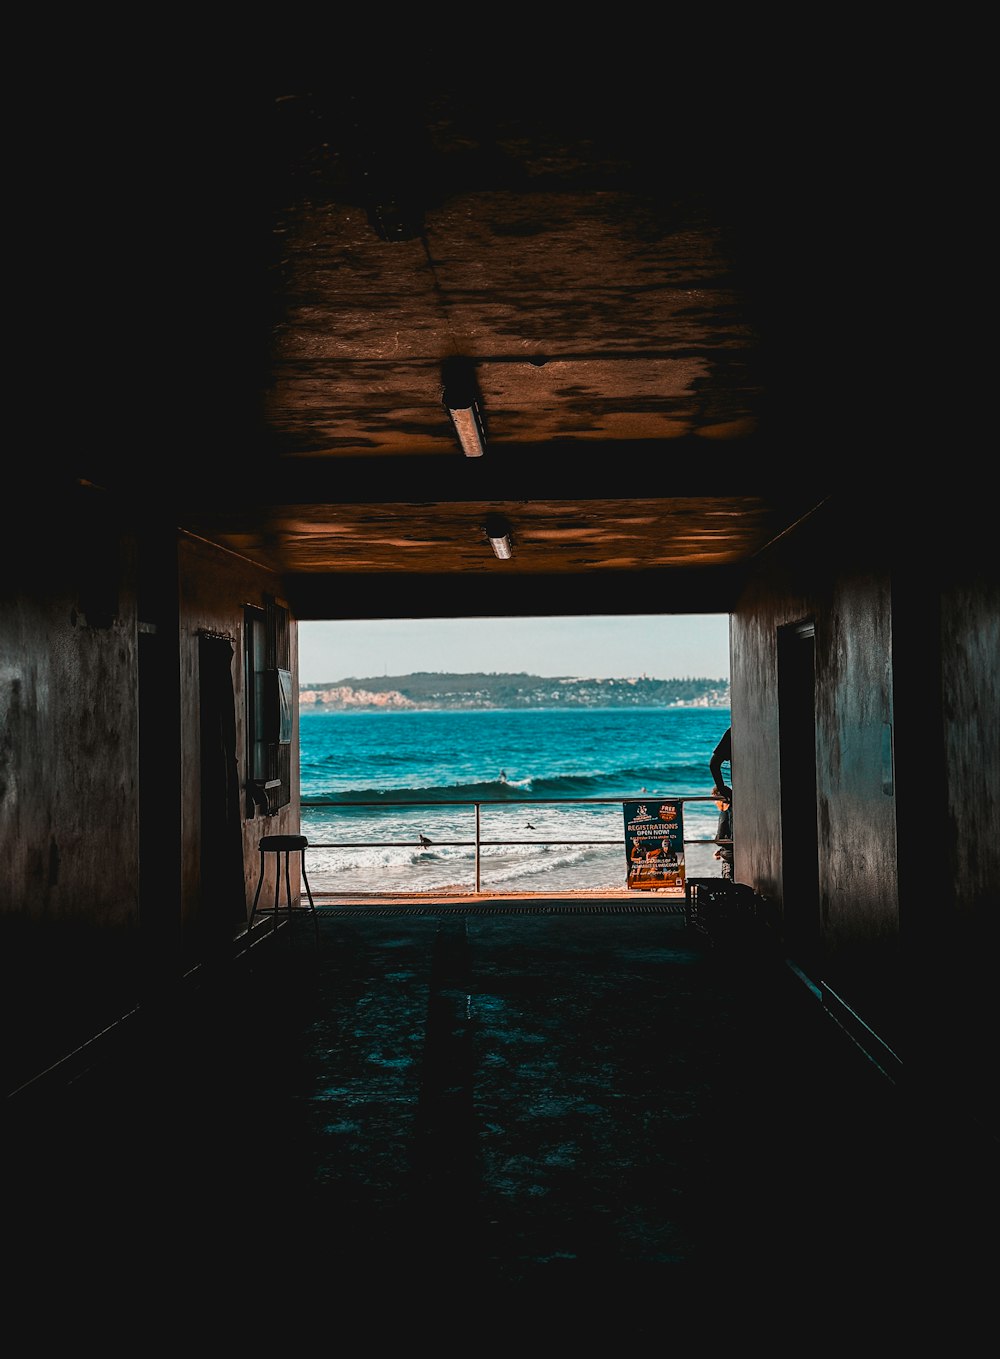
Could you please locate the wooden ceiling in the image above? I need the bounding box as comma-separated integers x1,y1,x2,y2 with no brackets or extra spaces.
54,58,863,621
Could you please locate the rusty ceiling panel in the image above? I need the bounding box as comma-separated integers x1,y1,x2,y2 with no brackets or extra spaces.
199,496,809,578
53,64,850,619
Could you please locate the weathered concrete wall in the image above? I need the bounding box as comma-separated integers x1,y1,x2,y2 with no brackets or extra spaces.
2,486,143,1089
176,533,300,966
889,508,999,1127
1,493,140,930
816,571,897,955
729,581,802,901
935,572,1000,1128
1,488,297,1091
731,495,899,1042
939,578,999,917
732,487,997,1073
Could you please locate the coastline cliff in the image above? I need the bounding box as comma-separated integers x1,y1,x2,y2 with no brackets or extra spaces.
300,672,730,712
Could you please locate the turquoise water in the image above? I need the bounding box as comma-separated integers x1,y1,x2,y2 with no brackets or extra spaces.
299,705,731,894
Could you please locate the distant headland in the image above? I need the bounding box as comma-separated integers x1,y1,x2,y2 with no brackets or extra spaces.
300,672,730,712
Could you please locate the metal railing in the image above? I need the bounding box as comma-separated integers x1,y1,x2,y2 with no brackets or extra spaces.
302,794,731,895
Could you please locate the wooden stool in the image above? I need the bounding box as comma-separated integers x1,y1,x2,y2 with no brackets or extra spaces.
247,835,319,949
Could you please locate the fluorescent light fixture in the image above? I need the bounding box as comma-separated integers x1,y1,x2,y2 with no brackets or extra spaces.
448,399,486,458
442,357,487,457
484,514,513,560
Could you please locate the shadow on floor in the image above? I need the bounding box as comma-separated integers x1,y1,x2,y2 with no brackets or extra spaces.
3,904,988,1332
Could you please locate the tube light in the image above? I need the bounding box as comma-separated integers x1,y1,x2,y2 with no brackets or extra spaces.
448,399,486,458
484,514,513,560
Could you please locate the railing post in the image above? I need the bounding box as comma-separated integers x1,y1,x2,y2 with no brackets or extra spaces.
475,802,481,894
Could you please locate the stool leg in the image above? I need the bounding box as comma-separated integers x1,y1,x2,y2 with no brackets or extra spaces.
283,850,293,925
272,852,281,932
300,852,319,950
248,851,266,934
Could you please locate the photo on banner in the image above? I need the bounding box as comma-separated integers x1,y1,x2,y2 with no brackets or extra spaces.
623,798,686,891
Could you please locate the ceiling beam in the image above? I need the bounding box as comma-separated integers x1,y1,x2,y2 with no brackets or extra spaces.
174,438,829,517
282,565,747,621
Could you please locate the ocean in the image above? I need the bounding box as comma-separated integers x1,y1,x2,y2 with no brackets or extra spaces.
299,705,732,895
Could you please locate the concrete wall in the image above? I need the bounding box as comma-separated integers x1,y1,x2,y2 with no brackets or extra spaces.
1,486,298,1092
730,495,900,1046
941,580,999,915
176,533,301,964
890,504,999,1127
731,489,998,1082
2,488,140,932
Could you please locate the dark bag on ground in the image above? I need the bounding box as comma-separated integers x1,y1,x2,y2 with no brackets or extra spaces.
688,880,758,945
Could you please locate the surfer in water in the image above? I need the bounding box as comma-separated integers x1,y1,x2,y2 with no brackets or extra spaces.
499,769,508,783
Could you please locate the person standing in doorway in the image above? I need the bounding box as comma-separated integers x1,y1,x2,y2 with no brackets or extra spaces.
709,726,732,802
709,727,733,878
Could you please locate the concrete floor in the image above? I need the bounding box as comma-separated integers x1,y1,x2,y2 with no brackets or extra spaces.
3,899,990,1337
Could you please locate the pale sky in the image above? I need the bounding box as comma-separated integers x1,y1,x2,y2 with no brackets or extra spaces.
298,615,731,684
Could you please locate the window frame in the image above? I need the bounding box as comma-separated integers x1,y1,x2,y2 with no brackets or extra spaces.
244,596,292,815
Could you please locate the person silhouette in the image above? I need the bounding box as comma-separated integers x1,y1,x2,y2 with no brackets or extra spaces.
709,727,733,878
709,726,732,801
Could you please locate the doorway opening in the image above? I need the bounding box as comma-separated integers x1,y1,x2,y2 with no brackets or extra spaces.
295,614,732,897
